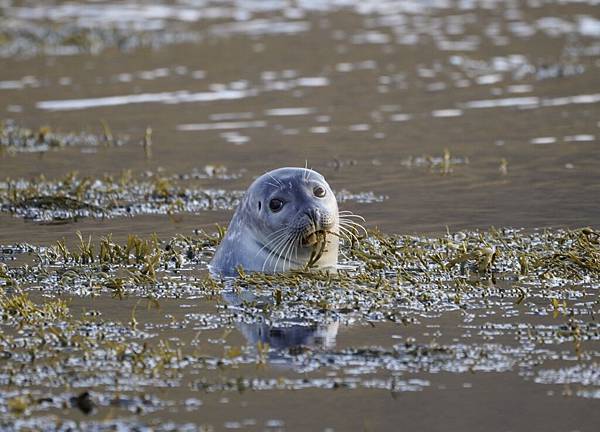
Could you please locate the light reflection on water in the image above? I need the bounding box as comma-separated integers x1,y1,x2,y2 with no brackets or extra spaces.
1,0,600,430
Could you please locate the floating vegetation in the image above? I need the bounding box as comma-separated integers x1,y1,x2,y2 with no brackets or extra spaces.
499,158,509,175
0,172,384,222
0,18,202,58
1,226,598,306
0,171,243,222
0,225,598,428
143,127,153,160
400,149,469,173
0,120,126,154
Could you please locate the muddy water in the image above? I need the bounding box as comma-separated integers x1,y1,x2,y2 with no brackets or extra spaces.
1,1,600,431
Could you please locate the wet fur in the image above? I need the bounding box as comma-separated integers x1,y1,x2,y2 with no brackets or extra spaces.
210,167,339,276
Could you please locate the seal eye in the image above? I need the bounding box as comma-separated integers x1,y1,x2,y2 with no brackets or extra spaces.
269,199,284,212
258,201,261,211
313,186,326,198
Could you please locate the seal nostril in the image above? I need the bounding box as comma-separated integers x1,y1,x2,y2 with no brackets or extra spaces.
304,209,323,230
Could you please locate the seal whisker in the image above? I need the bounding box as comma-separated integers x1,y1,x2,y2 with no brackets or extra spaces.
260,226,288,244
338,243,351,262
339,215,364,223
273,231,294,273
294,232,302,261
339,217,366,227
338,211,366,222
256,227,289,252
303,161,309,181
269,231,294,272
282,232,299,272
254,228,289,258
339,218,368,237
339,223,366,243
263,226,289,239
339,218,362,228
306,167,316,183
284,232,299,271
339,225,357,237
292,231,303,268
277,234,292,272
338,225,359,242
261,231,289,272
283,232,299,272
340,225,367,241
266,172,282,187
281,233,297,272
263,232,291,272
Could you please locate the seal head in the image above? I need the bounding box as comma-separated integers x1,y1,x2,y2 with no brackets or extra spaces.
210,167,339,276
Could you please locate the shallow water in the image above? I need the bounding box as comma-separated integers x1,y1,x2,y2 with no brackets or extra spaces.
1,0,600,430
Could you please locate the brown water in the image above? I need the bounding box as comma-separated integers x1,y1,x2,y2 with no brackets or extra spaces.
1,0,600,430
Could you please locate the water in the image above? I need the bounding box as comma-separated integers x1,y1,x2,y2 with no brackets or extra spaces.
1,0,599,430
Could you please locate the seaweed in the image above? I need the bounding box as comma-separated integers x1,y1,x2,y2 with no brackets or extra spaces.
0,120,126,153
0,226,598,425
0,171,385,222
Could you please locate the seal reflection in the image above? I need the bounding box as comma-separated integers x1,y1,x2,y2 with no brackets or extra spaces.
223,288,339,355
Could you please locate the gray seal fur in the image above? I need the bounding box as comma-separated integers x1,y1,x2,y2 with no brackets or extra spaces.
210,167,339,276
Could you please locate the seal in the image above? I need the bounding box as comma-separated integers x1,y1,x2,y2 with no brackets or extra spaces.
210,167,340,276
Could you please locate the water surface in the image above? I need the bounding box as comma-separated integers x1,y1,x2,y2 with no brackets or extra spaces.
1,0,599,430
